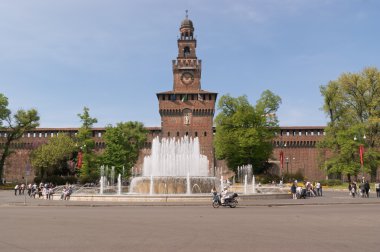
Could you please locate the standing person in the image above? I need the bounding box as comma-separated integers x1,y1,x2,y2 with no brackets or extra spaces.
27,183,32,196
364,181,370,198
359,182,365,197
21,183,25,195
350,182,356,198
14,184,19,196
375,182,380,198
316,182,321,196
291,182,297,199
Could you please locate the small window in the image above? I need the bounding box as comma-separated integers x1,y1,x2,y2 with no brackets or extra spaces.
195,132,198,137
168,132,170,137
98,132,102,137
177,132,179,137
299,131,302,136
204,131,207,137
185,132,188,136
27,133,31,138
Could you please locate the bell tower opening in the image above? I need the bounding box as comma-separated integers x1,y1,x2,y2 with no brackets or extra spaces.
183,46,190,57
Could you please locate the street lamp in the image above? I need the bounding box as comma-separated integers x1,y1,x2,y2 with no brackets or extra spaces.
354,135,366,182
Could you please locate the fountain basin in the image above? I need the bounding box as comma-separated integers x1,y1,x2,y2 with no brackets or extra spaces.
130,176,220,194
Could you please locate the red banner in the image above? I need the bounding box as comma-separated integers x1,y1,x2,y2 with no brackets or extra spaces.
359,145,364,166
280,151,284,170
77,151,83,169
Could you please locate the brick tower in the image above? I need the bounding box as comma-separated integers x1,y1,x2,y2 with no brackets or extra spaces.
156,14,217,173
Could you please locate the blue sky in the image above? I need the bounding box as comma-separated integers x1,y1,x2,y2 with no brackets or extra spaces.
1,0,379,128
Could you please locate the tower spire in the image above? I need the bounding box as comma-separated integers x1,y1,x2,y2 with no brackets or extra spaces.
185,9,188,19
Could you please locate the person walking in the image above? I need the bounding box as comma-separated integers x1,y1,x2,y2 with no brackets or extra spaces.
316,182,321,196
291,182,297,199
375,182,380,198
14,184,19,196
364,181,370,198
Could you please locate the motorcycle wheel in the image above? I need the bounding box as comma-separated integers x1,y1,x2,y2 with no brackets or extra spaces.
229,199,238,208
212,201,220,208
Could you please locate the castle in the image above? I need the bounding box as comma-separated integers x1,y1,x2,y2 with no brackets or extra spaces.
0,16,327,183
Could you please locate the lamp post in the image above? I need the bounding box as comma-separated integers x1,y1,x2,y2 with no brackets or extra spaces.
354,135,366,182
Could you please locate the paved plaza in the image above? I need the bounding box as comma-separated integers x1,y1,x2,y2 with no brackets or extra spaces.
1,190,380,252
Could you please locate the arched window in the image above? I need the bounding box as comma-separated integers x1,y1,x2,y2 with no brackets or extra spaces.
195,132,198,137
167,132,170,137
204,131,207,137
177,132,180,137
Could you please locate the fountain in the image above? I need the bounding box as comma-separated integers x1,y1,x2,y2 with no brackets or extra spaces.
130,136,219,194
117,174,121,195
252,175,256,194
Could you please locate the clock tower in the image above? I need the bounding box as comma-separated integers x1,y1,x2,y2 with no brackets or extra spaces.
156,13,217,172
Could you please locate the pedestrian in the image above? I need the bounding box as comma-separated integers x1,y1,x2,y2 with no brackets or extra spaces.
14,184,19,196
316,181,321,196
350,182,356,198
21,183,25,195
27,183,32,196
375,182,380,198
359,182,365,197
364,181,370,198
291,182,297,199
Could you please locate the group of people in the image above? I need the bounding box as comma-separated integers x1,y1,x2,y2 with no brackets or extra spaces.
14,182,73,200
14,184,26,195
60,186,73,200
290,180,323,199
14,182,55,199
349,180,374,198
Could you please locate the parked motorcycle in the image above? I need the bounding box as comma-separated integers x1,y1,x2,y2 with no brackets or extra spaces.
212,192,238,208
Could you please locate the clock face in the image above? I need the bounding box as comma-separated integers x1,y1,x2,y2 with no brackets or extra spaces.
181,72,194,85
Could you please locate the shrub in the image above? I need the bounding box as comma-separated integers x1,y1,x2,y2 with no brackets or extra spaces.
319,179,342,186
34,176,77,185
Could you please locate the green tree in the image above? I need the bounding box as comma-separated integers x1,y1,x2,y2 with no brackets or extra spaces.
214,91,281,174
319,67,380,181
76,107,99,183
0,94,40,183
101,121,147,178
31,133,76,180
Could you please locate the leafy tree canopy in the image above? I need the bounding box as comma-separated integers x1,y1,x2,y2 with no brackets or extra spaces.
0,93,40,183
101,121,147,178
31,133,76,180
214,91,281,174
319,67,380,180
76,106,99,183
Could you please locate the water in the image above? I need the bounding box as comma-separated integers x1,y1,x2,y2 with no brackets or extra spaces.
143,136,209,176
130,136,219,194
117,174,121,195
